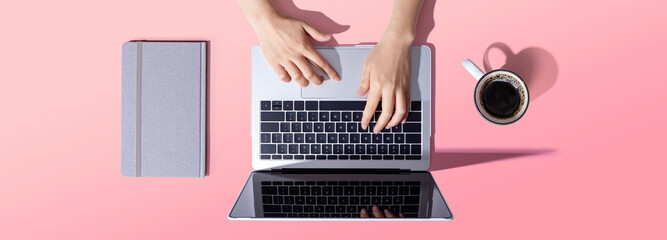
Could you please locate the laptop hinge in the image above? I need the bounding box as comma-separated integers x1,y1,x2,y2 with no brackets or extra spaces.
273,168,411,174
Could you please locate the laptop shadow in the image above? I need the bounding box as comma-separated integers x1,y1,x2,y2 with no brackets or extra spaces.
429,148,555,171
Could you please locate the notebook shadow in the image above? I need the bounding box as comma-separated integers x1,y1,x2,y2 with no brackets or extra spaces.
429,148,555,171
482,42,559,102
273,0,350,45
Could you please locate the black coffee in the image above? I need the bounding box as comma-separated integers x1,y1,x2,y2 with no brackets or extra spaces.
481,79,521,118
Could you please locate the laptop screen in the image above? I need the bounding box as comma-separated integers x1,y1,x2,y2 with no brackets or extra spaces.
229,171,452,220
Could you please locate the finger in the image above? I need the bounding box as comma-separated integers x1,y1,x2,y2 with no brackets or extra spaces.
357,64,371,96
269,62,289,82
360,208,370,218
283,61,308,87
301,21,332,42
399,213,404,218
293,57,323,85
303,47,340,81
372,205,385,218
361,87,381,130
387,90,407,128
374,90,395,133
384,209,397,218
403,90,411,123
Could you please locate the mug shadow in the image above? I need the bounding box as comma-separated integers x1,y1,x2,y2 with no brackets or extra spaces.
273,0,350,45
429,148,555,171
483,42,558,102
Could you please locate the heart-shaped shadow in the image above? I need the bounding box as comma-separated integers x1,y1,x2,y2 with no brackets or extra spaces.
483,42,558,101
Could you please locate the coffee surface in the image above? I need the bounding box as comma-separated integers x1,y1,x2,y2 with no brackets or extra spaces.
482,79,520,118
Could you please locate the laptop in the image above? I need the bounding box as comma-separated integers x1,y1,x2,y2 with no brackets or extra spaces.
229,45,453,220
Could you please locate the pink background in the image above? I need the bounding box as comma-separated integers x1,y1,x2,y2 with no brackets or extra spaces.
1,0,666,239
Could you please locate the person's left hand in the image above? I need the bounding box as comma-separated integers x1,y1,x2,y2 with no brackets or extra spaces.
357,34,413,133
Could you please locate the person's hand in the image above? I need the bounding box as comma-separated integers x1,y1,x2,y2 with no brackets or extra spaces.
253,14,340,87
360,205,404,218
358,35,413,133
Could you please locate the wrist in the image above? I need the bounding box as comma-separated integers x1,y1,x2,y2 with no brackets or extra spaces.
380,27,415,47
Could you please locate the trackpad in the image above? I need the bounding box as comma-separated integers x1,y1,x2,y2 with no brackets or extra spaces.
301,49,368,99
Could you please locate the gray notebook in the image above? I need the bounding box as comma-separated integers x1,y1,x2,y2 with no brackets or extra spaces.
121,41,207,177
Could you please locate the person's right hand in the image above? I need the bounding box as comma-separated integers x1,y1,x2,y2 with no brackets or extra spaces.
254,14,340,87
360,205,404,218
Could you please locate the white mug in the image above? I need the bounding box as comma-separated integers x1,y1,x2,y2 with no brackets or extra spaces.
462,58,529,124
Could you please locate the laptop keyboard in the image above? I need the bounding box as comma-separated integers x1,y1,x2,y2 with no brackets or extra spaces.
259,100,423,160
261,180,420,218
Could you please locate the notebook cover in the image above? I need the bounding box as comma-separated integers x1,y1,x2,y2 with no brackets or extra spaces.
121,41,207,177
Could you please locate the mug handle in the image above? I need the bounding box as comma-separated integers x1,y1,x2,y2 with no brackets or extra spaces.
462,58,485,81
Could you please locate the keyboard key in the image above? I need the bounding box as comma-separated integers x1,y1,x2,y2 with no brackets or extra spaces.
317,133,326,143
394,155,404,160
260,101,271,110
411,101,421,111
261,112,284,121
331,112,340,121
333,144,343,154
372,134,382,143
383,134,393,143
325,123,335,132
349,134,360,143
406,134,421,143
261,133,270,143
383,155,393,160
356,145,366,154
395,134,405,143
314,123,324,132
342,112,351,121
327,134,337,143
319,112,329,121
411,145,421,154
306,101,318,110
272,133,281,143
303,123,312,132
320,101,365,110
403,123,421,132
300,144,310,154
322,144,332,154
378,145,388,154
338,134,349,143
406,155,421,160
353,112,363,121
391,124,402,133
405,196,419,204
289,144,298,154
308,112,318,121
389,145,399,154
294,101,304,110
336,123,346,132
263,205,281,212
305,134,315,143
406,112,421,122
347,123,357,132
361,134,371,143
261,144,276,154
278,144,287,154
297,112,307,121
285,112,296,121
367,145,377,154
272,155,282,159
260,155,270,159
272,101,282,110
372,155,382,160
291,123,301,132
294,133,304,143
280,123,290,132
400,145,410,154
402,205,419,213
261,123,279,132
361,155,371,160
262,186,277,195
311,144,321,154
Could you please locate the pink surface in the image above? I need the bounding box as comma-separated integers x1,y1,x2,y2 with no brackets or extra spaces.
1,0,665,239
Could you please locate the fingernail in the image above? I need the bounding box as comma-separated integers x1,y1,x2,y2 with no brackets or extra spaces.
334,76,340,81
361,209,367,214
361,123,367,130
373,206,379,211
384,209,391,213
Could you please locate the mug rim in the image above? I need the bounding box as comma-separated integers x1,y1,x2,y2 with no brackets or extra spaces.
474,69,530,125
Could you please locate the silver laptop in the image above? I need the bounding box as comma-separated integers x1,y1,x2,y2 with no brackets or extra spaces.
229,45,453,220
